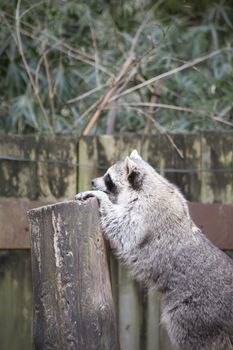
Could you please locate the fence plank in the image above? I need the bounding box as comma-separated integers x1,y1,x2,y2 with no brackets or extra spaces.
27,199,119,350
201,133,233,203
118,267,140,350
0,250,32,350
78,136,98,191
146,291,160,350
0,135,77,200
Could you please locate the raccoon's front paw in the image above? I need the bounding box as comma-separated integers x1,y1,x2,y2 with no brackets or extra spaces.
75,191,97,201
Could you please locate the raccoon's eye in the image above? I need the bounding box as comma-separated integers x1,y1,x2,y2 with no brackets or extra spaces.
105,174,117,194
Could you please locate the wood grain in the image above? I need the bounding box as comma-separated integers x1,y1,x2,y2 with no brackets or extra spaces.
27,198,119,350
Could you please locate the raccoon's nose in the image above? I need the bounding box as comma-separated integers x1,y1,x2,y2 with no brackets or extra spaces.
91,179,95,187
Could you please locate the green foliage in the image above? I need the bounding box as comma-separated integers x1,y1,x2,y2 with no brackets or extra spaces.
0,0,233,134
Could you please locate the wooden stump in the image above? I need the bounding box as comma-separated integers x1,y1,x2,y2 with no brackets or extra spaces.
27,199,119,350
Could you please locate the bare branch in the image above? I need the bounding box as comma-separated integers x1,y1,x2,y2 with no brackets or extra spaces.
67,83,109,104
110,49,224,102
82,55,136,135
116,67,138,95
144,87,160,134
115,104,184,158
57,45,114,78
55,39,95,62
73,96,103,129
115,102,233,127
106,106,117,134
43,52,56,129
213,116,233,127
90,23,100,87
129,13,151,55
19,1,45,19
80,10,158,135
35,40,62,95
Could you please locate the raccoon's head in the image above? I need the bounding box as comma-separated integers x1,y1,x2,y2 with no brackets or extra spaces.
91,150,156,203
92,150,190,225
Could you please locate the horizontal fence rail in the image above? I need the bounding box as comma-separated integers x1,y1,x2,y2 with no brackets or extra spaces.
0,198,233,250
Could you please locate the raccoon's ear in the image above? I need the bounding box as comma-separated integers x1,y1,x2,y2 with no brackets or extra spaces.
125,157,143,190
129,149,142,160
125,157,138,174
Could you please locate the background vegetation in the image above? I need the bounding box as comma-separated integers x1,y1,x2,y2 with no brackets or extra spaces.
0,0,233,135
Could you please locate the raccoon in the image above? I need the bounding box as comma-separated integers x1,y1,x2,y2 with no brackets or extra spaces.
75,150,233,350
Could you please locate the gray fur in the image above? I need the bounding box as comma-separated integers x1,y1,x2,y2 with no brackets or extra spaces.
75,150,233,350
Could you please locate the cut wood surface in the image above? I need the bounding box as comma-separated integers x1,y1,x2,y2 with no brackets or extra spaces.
27,198,119,350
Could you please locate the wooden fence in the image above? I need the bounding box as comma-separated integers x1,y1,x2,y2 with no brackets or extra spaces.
0,133,233,350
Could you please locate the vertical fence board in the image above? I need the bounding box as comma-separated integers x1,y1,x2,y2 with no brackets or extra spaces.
118,267,141,350
0,251,32,350
146,291,160,350
159,325,173,350
201,133,233,203
171,134,202,201
78,136,98,191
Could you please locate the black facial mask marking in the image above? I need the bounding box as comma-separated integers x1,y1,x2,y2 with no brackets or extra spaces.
105,174,117,194
128,171,144,191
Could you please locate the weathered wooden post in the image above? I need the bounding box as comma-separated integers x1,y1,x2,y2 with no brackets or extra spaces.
27,199,119,350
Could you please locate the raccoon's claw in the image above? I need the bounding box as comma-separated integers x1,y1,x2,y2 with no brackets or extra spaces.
75,190,109,203
74,191,96,201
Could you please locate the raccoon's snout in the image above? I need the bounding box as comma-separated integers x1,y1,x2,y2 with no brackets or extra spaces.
91,177,104,191
92,174,118,197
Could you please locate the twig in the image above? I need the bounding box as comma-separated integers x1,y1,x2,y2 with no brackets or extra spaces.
56,39,95,62
67,83,109,104
129,13,151,55
43,52,56,129
144,87,160,134
213,116,233,127
19,1,45,19
15,0,53,133
115,102,233,127
116,66,138,95
136,74,154,93
110,49,224,102
73,96,103,128
57,45,114,78
106,105,117,134
35,39,62,95
90,23,100,87
116,104,184,158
